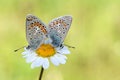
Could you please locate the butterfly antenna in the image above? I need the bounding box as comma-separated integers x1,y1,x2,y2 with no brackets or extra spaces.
14,46,26,52
64,44,75,49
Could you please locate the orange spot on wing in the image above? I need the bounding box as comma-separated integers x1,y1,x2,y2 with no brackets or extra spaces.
38,25,47,34
31,24,34,27
36,22,40,26
30,22,47,34
61,21,67,27
56,21,58,24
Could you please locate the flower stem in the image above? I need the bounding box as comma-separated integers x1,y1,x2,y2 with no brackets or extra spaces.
39,67,44,80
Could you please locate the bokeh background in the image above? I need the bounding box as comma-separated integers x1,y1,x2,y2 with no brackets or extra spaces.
0,0,120,80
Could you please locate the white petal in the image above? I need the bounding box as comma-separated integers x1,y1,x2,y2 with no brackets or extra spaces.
26,54,37,63
22,51,28,55
57,46,70,54
57,57,66,64
56,53,67,60
50,56,60,66
24,47,27,50
55,54,67,64
22,49,34,56
22,50,31,55
42,58,49,69
23,53,30,58
31,57,43,69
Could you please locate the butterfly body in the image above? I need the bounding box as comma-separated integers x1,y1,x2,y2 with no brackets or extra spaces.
26,14,72,50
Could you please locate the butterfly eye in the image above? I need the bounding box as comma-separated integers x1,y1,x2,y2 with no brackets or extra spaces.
26,45,31,49
60,44,64,48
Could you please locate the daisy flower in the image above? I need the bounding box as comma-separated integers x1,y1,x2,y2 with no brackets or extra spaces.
22,41,70,69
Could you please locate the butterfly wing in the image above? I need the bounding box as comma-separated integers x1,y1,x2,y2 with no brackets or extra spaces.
26,14,48,50
48,15,72,47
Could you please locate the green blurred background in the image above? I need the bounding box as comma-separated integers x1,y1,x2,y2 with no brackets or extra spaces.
0,0,120,80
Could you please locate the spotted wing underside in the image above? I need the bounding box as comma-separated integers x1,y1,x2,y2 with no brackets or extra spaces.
26,14,48,50
48,16,72,47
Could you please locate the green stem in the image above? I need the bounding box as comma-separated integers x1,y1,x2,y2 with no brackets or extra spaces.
39,67,44,80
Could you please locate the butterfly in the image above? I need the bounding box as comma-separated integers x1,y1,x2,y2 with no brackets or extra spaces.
26,14,72,50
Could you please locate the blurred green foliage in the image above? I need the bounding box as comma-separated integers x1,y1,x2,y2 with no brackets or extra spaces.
0,0,120,80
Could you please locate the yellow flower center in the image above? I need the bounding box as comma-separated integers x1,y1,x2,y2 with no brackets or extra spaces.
36,44,56,57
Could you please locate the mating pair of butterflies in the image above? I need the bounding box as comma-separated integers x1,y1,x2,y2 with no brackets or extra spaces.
26,14,72,50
